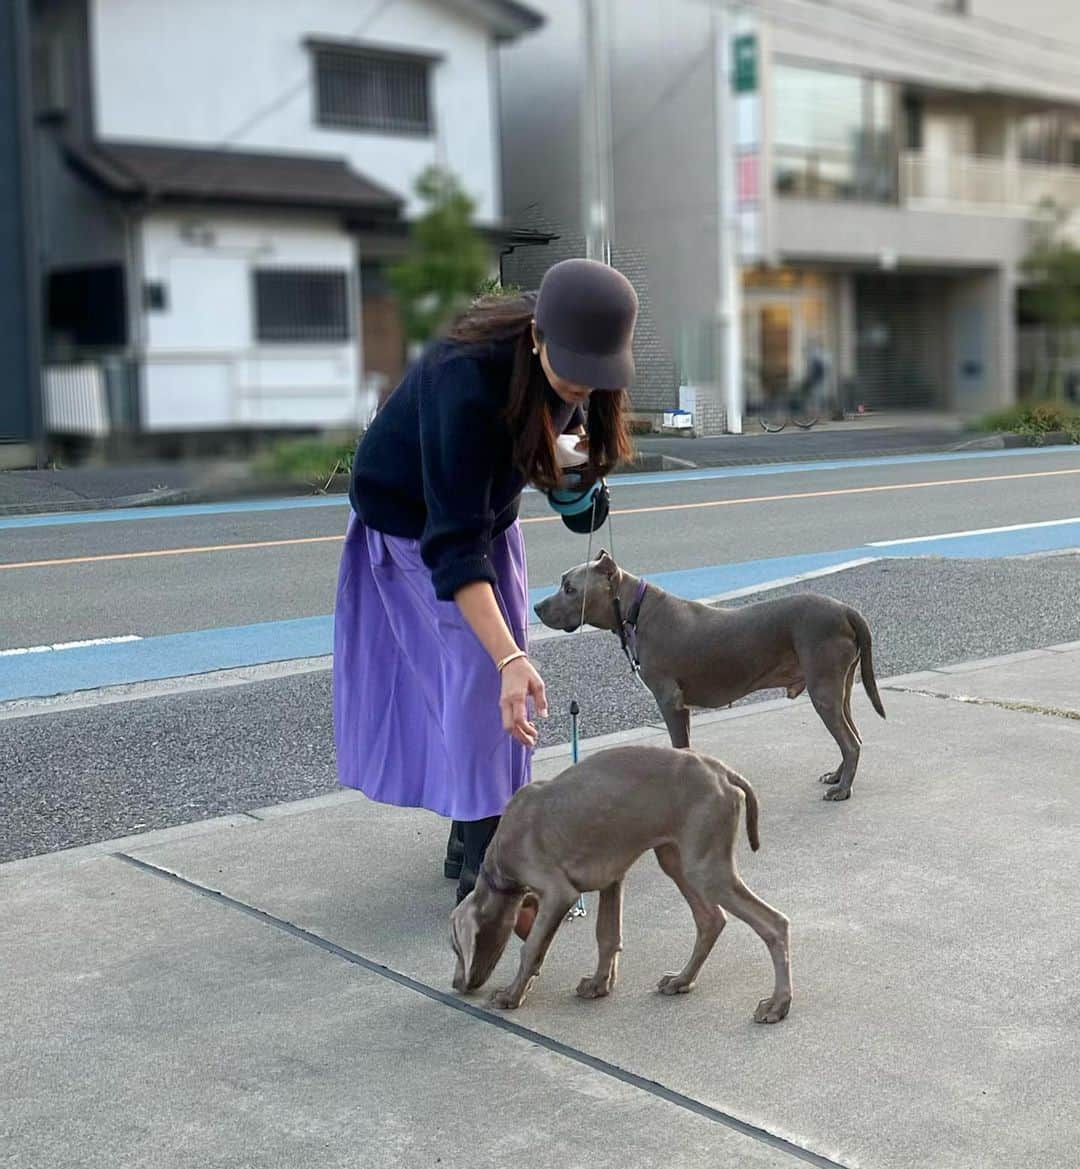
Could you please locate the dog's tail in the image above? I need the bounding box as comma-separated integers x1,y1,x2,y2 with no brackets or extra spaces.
849,609,886,719
725,770,760,852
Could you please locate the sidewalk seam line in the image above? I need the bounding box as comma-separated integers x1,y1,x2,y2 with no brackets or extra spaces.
883,685,1080,721
113,851,851,1169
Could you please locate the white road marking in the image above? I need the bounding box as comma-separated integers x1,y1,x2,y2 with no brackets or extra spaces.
690,558,882,604
870,516,1080,547
0,635,142,657
527,557,881,643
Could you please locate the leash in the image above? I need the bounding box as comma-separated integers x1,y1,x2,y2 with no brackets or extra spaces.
605,500,653,692
578,484,600,631
561,477,647,919
568,700,587,919
565,487,601,922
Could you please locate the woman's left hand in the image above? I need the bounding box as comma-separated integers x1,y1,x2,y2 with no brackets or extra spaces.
500,657,548,749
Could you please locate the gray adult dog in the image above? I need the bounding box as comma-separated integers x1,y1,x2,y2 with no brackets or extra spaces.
450,744,792,1023
534,552,886,801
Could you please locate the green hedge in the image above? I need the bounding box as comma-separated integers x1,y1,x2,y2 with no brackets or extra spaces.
976,402,1080,441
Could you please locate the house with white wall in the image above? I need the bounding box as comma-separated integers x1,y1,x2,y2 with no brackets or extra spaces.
30,0,542,446
499,0,1080,427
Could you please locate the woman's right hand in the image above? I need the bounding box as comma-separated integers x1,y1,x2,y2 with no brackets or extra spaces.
500,656,548,749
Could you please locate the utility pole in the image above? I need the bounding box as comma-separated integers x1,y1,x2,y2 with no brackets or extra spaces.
714,4,743,433
581,0,614,265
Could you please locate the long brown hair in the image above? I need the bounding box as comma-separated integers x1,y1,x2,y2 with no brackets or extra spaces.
445,294,633,492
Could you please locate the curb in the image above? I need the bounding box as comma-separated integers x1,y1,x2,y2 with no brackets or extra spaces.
972,431,1079,452
5,640,1078,878
615,453,699,474
11,436,1079,519
0,459,700,519
0,485,191,517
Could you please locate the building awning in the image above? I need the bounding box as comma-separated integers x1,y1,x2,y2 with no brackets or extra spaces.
491,226,557,247
65,140,404,220
337,219,558,251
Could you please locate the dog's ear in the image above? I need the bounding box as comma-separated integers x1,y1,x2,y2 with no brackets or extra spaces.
450,901,478,993
596,550,618,577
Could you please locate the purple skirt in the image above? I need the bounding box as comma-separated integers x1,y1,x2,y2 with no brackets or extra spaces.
333,514,532,820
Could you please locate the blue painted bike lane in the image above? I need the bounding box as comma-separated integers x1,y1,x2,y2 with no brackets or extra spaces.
4,516,1078,703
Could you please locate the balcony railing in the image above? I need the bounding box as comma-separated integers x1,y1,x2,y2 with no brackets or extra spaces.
900,151,1080,214
775,145,896,203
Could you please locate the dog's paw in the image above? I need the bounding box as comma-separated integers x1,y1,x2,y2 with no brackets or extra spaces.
489,987,523,1011
753,994,791,1024
823,783,852,801
576,974,613,1000
657,973,695,996
818,769,840,784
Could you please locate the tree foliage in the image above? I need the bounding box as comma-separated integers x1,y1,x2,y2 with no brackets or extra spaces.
389,167,492,344
1021,200,1080,401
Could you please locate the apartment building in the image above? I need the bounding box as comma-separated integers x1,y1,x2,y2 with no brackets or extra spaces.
26,0,540,447
499,0,1080,425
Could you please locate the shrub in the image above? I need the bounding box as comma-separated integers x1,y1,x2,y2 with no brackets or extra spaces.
976,402,1080,441
253,437,357,486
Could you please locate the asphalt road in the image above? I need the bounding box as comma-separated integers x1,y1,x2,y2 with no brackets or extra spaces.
4,552,1079,864
3,447,1080,863
3,448,1080,649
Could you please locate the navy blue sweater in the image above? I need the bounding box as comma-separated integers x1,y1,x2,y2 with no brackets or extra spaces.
350,339,586,601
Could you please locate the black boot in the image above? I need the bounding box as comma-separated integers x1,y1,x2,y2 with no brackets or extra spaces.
455,816,500,903
444,821,465,880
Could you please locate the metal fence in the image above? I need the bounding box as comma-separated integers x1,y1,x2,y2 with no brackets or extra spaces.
901,152,1080,212
43,358,140,436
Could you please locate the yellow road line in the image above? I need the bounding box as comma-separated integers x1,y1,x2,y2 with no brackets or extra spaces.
2,465,1078,572
0,535,343,571
599,466,1080,520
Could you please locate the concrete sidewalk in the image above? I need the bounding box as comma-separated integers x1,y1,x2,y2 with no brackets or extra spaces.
636,414,984,469
4,645,1079,1168
0,461,214,515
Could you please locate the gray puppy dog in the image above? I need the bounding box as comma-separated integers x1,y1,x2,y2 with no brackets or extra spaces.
534,552,885,801
450,744,792,1022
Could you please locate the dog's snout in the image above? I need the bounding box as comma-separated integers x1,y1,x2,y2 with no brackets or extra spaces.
533,603,542,616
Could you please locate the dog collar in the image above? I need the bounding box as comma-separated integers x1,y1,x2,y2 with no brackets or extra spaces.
612,579,648,676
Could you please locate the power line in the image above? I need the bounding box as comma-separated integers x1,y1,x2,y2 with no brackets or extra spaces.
612,46,713,152
145,0,398,194
614,6,1064,161
616,0,1080,162
880,0,1080,64
760,0,1080,92
758,3,1010,82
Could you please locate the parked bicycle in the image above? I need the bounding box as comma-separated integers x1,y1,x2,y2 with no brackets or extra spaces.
745,345,830,433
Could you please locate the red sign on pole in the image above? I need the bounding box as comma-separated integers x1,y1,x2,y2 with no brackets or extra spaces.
737,153,759,205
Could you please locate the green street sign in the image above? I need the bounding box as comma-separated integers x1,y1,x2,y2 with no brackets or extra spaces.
733,33,757,94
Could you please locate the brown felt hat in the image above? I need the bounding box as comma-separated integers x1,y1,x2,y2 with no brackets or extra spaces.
534,259,638,390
